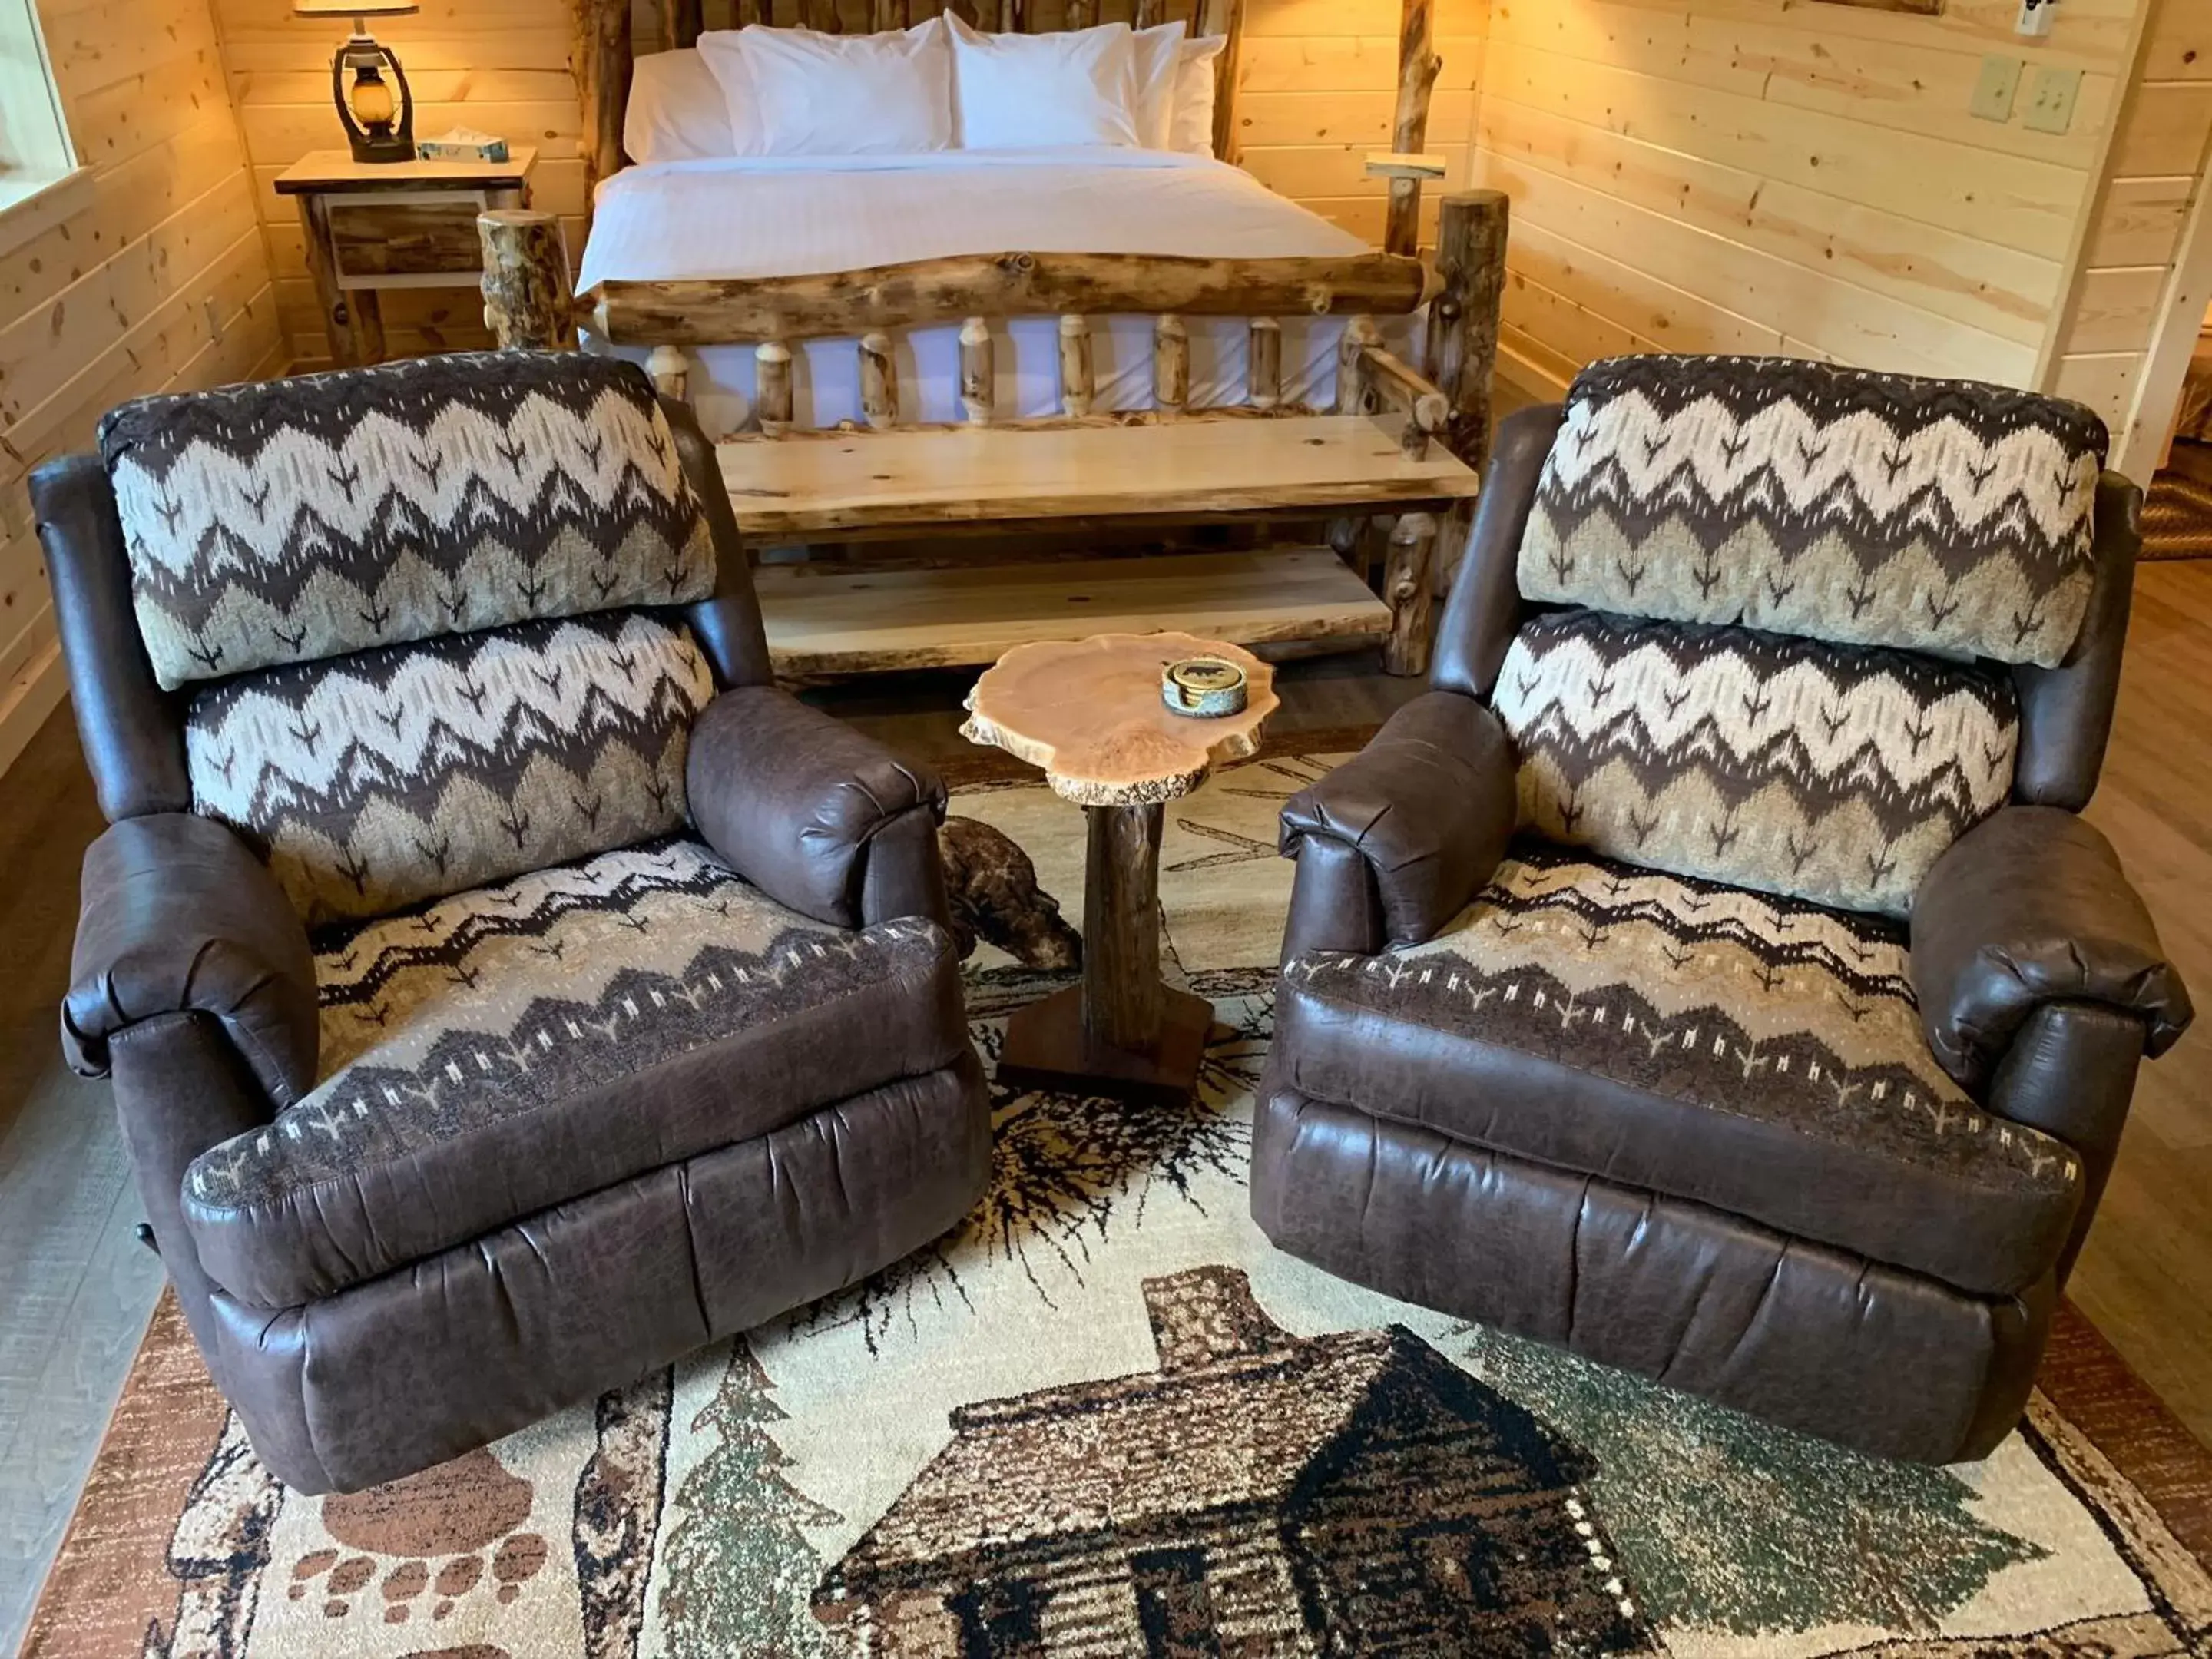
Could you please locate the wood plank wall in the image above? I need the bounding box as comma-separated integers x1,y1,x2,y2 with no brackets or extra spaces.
1469,0,2146,399
0,0,283,777
217,0,1486,371
2039,0,2212,465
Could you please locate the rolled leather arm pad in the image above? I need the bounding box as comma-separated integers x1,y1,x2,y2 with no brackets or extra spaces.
1912,806,2192,1091
687,683,947,929
64,813,318,1107
1279,690,1517,948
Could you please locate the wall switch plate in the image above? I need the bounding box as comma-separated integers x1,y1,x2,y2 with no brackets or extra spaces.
2023,65,2083,133
1972,54,2023,121
2017,0,2055,38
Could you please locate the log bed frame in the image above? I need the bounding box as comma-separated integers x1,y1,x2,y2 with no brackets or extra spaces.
482,0,1508,679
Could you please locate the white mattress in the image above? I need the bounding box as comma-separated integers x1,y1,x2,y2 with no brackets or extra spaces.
577,149,1422,432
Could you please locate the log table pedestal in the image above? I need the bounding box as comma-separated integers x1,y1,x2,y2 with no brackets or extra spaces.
960,633,1279,1106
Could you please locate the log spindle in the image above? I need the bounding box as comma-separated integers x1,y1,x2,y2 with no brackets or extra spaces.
1383,512,1439,677
870,0,909,27
757,339,793,435
859,332,899,429
1386,0,1442,259
645,344,691,402
478,210,576,349
664,0,704,49
737,0,766,19
1083,802,1167,1052
802,0,842,29
1154,313,1190,416
1065,0,1098,25
1248,316,1282,411
1059,314,1094,418
1134,0,1164,24
996,0,1021,28
1427,188,1509,466
960,316,994,425
1336,313,1382,415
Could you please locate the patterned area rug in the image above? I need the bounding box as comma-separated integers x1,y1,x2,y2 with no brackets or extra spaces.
22,755,2212,1659
2144,441,2212,561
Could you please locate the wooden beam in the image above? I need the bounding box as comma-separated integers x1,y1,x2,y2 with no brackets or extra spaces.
587,250,1434,345
478,210,576,349
1364,153,1449,180
1386,0,1442,257
1426,189,1508,467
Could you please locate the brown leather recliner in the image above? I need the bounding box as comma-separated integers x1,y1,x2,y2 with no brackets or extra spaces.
36,351,989,1494
1254,355,2194,1463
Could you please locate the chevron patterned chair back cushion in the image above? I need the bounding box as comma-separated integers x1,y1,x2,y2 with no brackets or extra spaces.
98,352,716,690
184,611,717,926
1518,355,2108,667
1495,355,2094,916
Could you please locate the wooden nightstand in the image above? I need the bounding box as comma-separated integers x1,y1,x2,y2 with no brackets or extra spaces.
276,147,540,368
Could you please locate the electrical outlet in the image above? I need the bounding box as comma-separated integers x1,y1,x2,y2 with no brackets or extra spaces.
2016,0,2055,38
1971,55,2022,121
2022,65,2082,134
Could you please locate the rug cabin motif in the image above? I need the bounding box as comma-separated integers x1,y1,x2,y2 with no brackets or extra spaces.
25,756,2212,1659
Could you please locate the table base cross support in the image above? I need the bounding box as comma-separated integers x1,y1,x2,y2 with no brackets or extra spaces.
997,802,1214,1106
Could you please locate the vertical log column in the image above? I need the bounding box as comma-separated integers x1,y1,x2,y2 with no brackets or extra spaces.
756,339,793,435
859,332,899,429
1384,512,1439,677
1059,315,1094,417
1154,315,1189,416
1385,0,1441,259
578,0,631,223
1426,188,1510,467
1083,803,1166,1053
478,210,576,349
961,317,995,425
1200,0,1245,163
1247,317,1283,411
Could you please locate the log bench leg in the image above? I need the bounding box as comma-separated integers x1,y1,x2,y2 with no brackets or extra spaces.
1383,512,1439,677
997,801,1212,1107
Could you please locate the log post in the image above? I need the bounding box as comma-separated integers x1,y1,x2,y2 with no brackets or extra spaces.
1083,803,1166,1052
478,210,576,349
1200,0,1245,163
664,0,703,50
1336,313,1382,415
1426,188,1509,467
859,332,899,429
645,344,691,402
1248,316,1282,411
1058,314,1094,418
756,339,793,435
577,0,631,220
960,317,994,425
1383,512,1439,677
1154,314,1190,416
1385,0,1441,258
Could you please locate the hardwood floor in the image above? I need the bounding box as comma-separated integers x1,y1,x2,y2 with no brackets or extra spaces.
1,572,2207,1654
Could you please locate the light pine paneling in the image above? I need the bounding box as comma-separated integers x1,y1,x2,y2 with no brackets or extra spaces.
0,0,283,780
1471,0,2144,396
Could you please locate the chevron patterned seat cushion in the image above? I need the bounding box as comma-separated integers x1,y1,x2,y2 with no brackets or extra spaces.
1494,609,2018,916
185,611,717,926
1275,847,2081,1295
1518,355,2108,667
179,839,967,1309
99,352,716,690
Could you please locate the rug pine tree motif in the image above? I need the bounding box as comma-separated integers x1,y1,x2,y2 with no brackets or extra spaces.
28,757,2212,1659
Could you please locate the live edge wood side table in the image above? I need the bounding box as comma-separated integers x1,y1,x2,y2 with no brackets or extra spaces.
276,147,539,369
962,633,1278,1106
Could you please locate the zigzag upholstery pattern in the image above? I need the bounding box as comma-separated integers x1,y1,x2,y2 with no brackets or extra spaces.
189,839,937,1210
1519,355,2107,667
186,612,714,926
1286,846,2078,1203
100,352,715,689
1495,609,2017,916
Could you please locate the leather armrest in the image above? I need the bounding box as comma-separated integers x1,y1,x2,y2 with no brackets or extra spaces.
64,813,318,1107
1912,806,2192,1090
1280,690,1516,949
687,684,946,929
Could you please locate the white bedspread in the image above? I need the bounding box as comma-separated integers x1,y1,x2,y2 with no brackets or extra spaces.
578,150,1420,431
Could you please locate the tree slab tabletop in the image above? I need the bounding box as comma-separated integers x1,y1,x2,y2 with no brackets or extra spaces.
715,416,1480,538
960,633,1278,807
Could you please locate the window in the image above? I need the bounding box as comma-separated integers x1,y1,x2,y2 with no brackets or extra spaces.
0,0,91,250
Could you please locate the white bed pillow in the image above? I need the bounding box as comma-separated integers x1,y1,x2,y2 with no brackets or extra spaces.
1171,34,1228,157
700,18,955,157
947,15,1143,151
624,47,737,164
1131,21,1188,151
